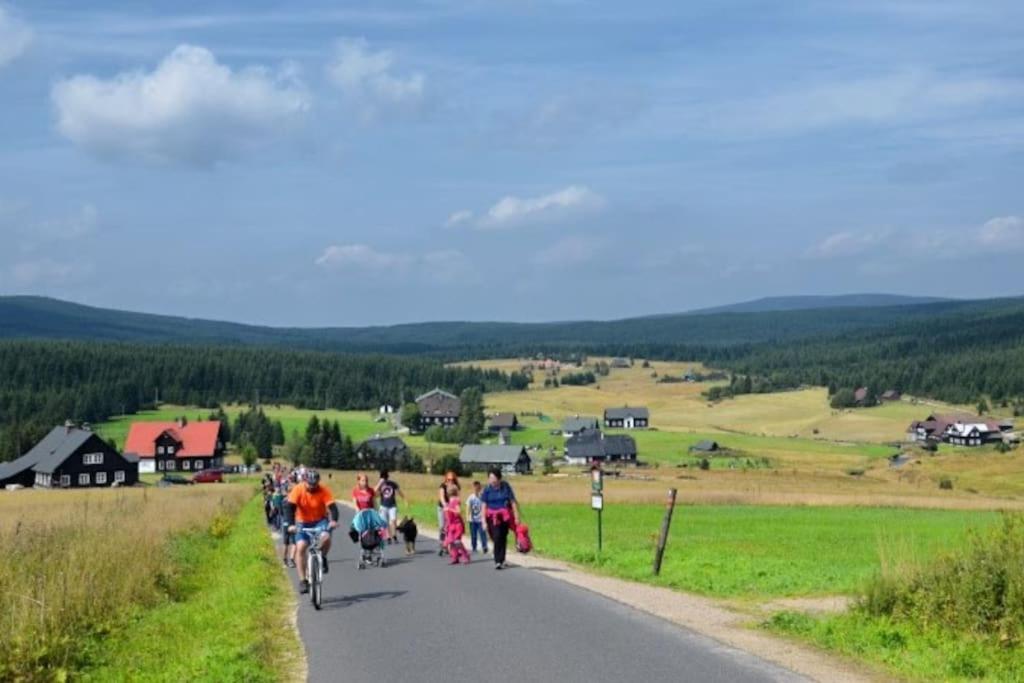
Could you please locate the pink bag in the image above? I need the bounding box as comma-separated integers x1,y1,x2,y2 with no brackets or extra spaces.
514,522,532,553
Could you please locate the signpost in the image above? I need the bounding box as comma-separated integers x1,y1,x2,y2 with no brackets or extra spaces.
591,464,604,554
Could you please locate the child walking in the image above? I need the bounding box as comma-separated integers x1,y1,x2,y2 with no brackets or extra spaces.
466,481,488,553
443,484,470,565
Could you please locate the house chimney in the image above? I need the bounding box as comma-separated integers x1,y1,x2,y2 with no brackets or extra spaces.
64,419,75,433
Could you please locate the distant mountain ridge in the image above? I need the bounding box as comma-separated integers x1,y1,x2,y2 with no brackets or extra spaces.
0,294,1019,353
690,294,952,315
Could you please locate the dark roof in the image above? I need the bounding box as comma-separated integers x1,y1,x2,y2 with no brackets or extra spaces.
690,440,719,452
488,413,518,429
562,416,599,432
0,426,95,480
604,406,649,420
358,436,408,454
459,445,529,465
881,390,901,399
566,430,637,459
416,388,461,418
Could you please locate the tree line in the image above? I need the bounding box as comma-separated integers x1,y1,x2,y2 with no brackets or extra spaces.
0,340,519,462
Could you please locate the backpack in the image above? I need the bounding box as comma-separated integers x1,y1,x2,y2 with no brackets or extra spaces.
514,522,532,554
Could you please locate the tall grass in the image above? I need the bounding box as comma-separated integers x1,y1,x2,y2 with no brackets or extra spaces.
861,512,1024,644
0,486,250,680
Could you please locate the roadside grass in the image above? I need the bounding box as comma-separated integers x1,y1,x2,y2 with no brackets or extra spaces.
765,514,1024,681
0,485,252,680
82,495,302,682
400,501,995,599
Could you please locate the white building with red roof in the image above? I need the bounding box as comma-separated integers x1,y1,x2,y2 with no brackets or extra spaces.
123,418,225,474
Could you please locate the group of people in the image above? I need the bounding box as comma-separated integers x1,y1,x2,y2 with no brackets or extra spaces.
264,464,524,594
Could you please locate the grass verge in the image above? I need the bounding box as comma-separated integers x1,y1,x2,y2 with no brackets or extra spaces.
80,495,302,682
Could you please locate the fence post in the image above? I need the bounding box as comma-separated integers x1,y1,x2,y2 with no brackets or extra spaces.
652,488,678,575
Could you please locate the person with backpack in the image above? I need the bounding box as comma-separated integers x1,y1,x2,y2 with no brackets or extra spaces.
375,470,405,544
480,468,520,570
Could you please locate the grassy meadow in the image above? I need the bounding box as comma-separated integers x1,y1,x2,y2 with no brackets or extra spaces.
0,485,299,681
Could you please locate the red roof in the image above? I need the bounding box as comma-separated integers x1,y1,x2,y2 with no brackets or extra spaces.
123,421,221,458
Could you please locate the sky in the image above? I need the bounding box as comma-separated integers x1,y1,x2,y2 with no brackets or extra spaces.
0,0,1022,326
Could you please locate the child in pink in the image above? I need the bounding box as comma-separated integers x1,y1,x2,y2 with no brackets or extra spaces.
444,484,470,565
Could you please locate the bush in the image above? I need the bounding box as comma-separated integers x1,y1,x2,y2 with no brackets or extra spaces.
699,458,710,471
429,453,469,477
939,477,954,490
859,513,1024,644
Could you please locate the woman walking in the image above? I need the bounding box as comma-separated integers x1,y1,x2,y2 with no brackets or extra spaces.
480,468,520,570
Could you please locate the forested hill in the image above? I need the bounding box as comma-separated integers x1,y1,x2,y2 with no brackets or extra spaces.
0,294,1016,353
690,293,950,314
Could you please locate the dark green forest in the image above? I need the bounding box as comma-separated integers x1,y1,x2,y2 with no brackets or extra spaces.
0,341,518,462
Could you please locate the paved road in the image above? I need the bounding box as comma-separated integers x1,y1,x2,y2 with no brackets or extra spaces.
286,508,806,683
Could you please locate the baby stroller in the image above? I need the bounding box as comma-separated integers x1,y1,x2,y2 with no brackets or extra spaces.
352,509,387,569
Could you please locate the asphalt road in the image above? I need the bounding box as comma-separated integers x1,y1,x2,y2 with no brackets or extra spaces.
286,508,806,683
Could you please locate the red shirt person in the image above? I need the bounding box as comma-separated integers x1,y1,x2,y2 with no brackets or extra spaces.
352,473,376,510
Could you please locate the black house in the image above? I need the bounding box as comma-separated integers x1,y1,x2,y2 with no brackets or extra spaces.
565,430,637,465
604,406,650,429
416,388,461,430
356,436,410,464
0,424,139,489
488,413,519,432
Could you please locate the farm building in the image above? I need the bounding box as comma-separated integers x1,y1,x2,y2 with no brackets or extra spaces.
123,419,225,474
378,404,396,415
459,445,532,475
610,357,631,369
565,430,637,465
0,423,139,489
488,412,519,432
416,388,461,430
853,387,871,406
356,436,410,463
906,412,1010,446
562,416,599,437
604,406,649,429
689,440,720,453
880,390,902,402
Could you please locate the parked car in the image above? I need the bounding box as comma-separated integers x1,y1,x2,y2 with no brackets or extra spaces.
192,468,224,484
157,474,193,487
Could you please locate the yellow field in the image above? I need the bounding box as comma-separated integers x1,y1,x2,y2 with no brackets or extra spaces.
0,485,252,678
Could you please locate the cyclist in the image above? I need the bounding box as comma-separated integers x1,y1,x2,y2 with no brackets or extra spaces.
284,470,339,594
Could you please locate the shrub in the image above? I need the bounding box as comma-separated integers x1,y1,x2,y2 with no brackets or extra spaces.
429,453,469,477
939,477,954,490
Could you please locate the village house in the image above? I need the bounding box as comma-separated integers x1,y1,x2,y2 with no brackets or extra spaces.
123,419,225,474
562,416,599,437
487,412,519,432
906,412,1010,447
610,357,631,369
689,439,720,453
565,430,637,465
356,436,410,463
416,388,461,430
604,406,650,429
459,444,532,475
0,422,139,489
880,390,902,402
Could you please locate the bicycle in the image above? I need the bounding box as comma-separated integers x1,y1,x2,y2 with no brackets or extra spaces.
297,525,329,610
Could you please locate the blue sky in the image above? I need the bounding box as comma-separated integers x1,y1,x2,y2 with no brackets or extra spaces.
0,1,1022,325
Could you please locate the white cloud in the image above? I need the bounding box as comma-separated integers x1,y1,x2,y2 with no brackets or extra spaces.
804,231,885,259
0,5,32,68
325,37,425,120
444,209,473,228
478,185,605,230
978,215,1024,250
52,44,311,166
315,244,413,269
532,236,604,267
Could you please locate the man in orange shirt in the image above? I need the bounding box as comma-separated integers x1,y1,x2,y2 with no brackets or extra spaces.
285,470,339,594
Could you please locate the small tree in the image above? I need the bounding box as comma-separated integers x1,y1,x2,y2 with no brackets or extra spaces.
977,398,990,415
400,403,421,432
429,453,468,477
241,444,258,471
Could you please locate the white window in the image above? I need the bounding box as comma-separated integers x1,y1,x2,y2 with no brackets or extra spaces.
165,460,176,471
157,460,164,471
78,473,90,485
195,459,203,470
96,472,107,485
157,446,165,454
114,470,125,483
167,446,175,454
83,452,104,466
183,460,191,471
60,475,70,487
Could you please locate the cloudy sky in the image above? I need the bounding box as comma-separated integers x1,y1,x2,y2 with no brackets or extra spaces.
0,1,1022,325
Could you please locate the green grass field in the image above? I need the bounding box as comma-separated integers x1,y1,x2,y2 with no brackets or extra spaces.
403,502,996,599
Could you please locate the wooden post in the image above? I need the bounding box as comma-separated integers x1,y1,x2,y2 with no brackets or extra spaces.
652,488,678,575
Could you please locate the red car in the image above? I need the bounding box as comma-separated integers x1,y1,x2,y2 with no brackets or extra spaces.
192,468,224,484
